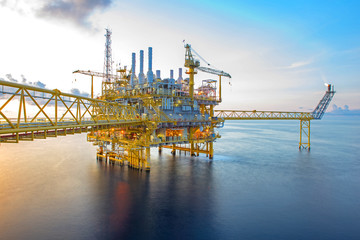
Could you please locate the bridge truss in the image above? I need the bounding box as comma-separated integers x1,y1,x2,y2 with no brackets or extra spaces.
214,110,314,149
0,80,139,143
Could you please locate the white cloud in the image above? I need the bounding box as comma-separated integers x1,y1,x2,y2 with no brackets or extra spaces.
330,104,360,115
286,59,313,69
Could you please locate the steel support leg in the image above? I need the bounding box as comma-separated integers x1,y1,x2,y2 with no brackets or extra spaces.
299,120,311,150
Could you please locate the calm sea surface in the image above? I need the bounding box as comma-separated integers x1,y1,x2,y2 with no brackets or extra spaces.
0,115,359,240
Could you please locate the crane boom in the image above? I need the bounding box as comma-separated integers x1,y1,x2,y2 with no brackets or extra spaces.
73,70,123,99
73,70,119,80
197,66,231,78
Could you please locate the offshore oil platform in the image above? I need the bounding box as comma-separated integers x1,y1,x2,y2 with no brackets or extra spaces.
0,29,335,171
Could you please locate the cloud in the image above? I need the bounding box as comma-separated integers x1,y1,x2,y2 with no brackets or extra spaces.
0,74,49,102
4,74,47,88
330,104,360,115
277,52,325,70
270,58,315,72
0,74,90,112
285,59,313,69
70,88,90,98
21,74,27,83
1,0,114,29
5,74,18,82
33,81,46,88
37,0,114,28
333,104,349,112
1,74,89,97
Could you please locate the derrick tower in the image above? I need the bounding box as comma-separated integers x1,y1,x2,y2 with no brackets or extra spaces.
103,28,113,97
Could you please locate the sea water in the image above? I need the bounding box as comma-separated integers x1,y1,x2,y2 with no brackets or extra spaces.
0,115,359,240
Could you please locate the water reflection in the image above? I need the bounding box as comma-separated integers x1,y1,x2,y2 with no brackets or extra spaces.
1,117,359,239
94,153,217,239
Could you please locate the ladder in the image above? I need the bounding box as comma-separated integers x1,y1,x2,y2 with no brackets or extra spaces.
312,84,336,120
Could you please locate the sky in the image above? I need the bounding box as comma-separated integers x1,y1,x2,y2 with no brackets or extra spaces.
0,0,359,112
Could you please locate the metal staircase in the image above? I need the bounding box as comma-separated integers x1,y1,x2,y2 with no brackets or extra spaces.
312,84,336,120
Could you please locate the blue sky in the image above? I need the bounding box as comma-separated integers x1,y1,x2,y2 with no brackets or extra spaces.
0,0,359,111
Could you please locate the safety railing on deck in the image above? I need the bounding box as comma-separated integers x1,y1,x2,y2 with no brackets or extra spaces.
214,110,314,120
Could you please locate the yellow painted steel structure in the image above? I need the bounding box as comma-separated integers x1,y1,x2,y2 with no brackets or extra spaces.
214,110,313,120
0,80,139,142
214,110,313,149
0,35,335,171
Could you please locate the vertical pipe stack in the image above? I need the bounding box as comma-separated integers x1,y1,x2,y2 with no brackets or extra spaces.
170,70,174,79
177,68,183,84
139,50,145,85
147,47,154,85
130,53,136,87
156,70,161,79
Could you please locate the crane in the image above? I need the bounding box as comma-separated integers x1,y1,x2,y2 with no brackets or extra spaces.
73,69,129,99
73,70,120,79
196,66,231,101
184,44,231,101
73,70,120,98
196,67,231,78
184,44,200,101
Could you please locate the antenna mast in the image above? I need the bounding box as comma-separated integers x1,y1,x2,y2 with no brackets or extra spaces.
103,28,113,96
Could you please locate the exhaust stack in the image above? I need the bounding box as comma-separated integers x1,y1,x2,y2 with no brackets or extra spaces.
147,47,154,84
170,70,174,79
177,68,183,84
138,50,145,85
130,52,136,87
